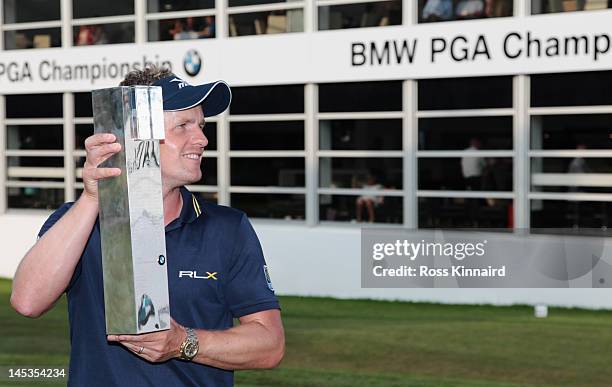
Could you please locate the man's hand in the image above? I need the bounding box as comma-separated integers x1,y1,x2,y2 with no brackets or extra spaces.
82,133,122,202
107,318,187,363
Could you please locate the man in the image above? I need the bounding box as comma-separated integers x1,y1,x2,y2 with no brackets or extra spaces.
10,66,285,386
461,137,486,190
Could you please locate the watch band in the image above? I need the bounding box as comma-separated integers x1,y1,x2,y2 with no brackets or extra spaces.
179,327,199,361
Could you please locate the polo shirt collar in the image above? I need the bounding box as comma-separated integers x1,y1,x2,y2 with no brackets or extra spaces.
166,186,203,231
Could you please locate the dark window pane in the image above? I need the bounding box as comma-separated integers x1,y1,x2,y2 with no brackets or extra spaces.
148,16,215,41
73,23,134,45
231,158,304,186
73,0,134,18
419,0,512,22
204,122,217,150
418,76,512,110
7,187,64,210
320,194,402,224
320,119,402,150
230,85,303,114
419,157,513,191
531,71,612,107
531,114,612,150
231,121,304,150
228,10,303,37
6,94,62,118
231,193,305,219
229,0,298,6
7,156,64,182
532,1,610,14
4,28,61,49
196,192,218,204
531,157,612,193
419,197,513,228
531,200,612,230
7,125,63,150
196,157,217,185
3,0,60,23
74,92,93,117
419,117,513,150
318,0,401,30
75,124,93,150
7,156,63,168
147,0,215,12
319,157,402,189
319,81,402,112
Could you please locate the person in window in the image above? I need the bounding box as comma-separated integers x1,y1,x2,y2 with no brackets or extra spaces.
421,0,454,22
356,172,384,223
461,137,486,190
455,0,485,19
76,25,94,46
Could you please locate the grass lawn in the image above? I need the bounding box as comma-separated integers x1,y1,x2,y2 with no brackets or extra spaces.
2,278,612,386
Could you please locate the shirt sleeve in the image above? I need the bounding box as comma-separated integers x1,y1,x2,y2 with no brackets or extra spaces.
223,213,280,318
37,202,82,293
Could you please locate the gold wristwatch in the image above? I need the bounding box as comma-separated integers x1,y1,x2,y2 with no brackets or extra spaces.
179,327,199,361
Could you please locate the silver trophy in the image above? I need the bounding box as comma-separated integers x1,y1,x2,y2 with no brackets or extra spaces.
92,86,170,334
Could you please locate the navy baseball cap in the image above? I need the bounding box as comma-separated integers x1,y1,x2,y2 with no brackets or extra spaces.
152,75,231,117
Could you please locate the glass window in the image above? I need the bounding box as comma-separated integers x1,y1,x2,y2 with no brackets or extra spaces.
7,125,63,150
75,124,93,150
231,121,303,150
197,192,218,204
531,157,612,193
231,193,305,219
320,194,402,224
531,200,611,230
196,158,218,185
418,76,512,110
4,28,61,49
531,71,612,107
229,10,303,37
319,81,402,112
230,85,304,114
74,92,93,117
419,117,513,150
230,0,300,5
148,16,215,41
419,0,513,22
73,23,135,46
147,0,215,12
419,157,513,191
231,158,304,186
319,157,402,189
320,119,402,150
7,187,64,210
531,114,612,150
419,197,513,228
7,156,64,182
318,0,401,30
3,0,60,23
204,122,217,150
73,0,134,18
6,94,63,118
532,0,610,14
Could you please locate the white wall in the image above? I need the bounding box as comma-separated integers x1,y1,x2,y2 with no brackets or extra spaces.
3,213,612,309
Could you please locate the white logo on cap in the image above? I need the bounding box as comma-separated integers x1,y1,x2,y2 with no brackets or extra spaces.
170,78,188,89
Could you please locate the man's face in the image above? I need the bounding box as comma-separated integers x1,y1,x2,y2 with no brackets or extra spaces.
160,106,208,190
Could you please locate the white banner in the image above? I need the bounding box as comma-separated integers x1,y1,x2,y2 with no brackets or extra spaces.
0,10,611,93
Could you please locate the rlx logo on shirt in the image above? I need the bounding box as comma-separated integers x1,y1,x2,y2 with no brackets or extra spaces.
179,271,218,280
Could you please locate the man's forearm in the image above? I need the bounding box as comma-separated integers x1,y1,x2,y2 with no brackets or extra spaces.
191,312,284,370
11,194,99,317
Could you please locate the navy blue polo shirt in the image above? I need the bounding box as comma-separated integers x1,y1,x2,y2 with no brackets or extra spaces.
38,187,280,387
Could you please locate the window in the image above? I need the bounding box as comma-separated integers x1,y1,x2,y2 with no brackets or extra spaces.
318,0,401,30
3,0,60,23
4,28,61,49
72,0,134,18
319,81,402,112
419,198,513,228
532,0,610,14
147,0,215,12
229,10,303,36
71,0,135,46
73,23,135,46
148,16,215,41
531,71,612,107
2,0,61,49
419,0,513,23
418,76,513,110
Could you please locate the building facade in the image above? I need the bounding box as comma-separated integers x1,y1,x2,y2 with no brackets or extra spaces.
1,0,612,307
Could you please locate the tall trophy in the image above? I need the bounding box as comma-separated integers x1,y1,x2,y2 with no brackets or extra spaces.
92,86,170,334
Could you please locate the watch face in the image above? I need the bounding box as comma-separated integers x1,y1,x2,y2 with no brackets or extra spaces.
185,342,198,358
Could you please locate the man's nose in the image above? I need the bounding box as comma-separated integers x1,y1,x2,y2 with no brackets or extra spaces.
192,126,208,148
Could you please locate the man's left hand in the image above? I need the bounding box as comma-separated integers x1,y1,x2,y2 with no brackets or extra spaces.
107,317,187,362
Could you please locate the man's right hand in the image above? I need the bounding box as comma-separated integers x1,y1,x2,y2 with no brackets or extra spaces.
82,133,122,202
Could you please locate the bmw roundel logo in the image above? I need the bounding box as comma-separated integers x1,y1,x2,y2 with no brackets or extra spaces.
183,49,202,77
158,255,166,265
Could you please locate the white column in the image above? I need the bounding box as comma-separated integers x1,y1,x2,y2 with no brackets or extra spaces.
216,0,227,38
305,83,318,226
403,79,417,228
135,0,146,44
513,74,530,230
403,0,416,25
217,112,230,205
304,0,316,33
63,92,75,202
61,0,72,48
0,95,6,213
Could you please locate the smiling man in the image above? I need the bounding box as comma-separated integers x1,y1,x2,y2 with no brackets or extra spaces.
10,67,285,387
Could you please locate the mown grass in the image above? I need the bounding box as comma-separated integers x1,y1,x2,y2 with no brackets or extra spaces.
2,278,612,386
